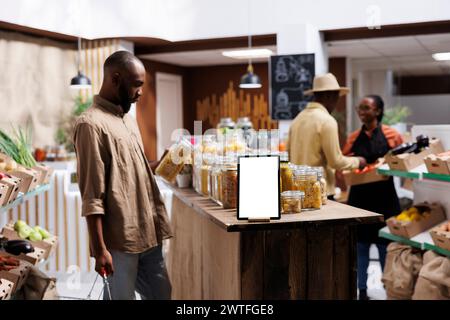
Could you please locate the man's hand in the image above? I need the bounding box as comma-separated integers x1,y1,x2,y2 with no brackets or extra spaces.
95,248,114,276
150,148,169,173
357,157,367,170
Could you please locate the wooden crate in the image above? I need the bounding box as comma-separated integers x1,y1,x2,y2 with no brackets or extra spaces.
0,177,22,204
0,278,14,300
1,225,57,262
9,168,40,193
343,168,389,186
385,138,444,171
0,183,11,207
0,251,32,292
424,154,450,175
387,203,446,239
430,223,450,251
32,164,53,185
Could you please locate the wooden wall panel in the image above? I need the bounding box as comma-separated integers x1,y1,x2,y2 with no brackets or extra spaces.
136,60,186,161
186,63,276,132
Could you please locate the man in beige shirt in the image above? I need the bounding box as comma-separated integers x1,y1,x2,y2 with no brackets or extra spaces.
287,73,366,197
73,51,172,299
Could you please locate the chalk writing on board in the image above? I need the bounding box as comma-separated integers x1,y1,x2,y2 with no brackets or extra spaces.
270,54,315,120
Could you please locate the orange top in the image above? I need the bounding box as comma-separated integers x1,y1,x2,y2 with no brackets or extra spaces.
343,124,404,156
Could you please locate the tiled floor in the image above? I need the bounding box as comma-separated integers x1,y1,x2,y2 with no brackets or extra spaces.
47,244,387,300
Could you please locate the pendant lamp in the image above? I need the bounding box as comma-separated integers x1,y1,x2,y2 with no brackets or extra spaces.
239,2,261,89
70,37,91,89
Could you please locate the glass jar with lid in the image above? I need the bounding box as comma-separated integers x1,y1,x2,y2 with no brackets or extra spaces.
220,155,238,209
155,137,192,183
312,166,327,205
279,152,294,192
292,168,322,210
210,156,224,205
217,117,236,135
281,190,304,214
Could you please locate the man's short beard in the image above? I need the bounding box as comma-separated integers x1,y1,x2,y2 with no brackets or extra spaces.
118,83,132,113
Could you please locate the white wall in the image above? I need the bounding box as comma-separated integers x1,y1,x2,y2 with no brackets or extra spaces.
350,67,450,131
393,94,450,126
1,0,450,41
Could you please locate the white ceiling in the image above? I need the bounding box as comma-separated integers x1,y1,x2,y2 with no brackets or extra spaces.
139,45,277,67
328,34,450,76
140,34,450,76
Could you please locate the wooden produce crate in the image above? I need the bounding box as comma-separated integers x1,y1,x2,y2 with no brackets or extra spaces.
0,251,32,293
32,164,53,185
0,183,10,207
0,278,14,300
1,225,57,262
0,176,22,204
343,168,388,186
387,203,446,239
430,222,450,251
385,138,444,171
424,152,450,175
9,168,40,193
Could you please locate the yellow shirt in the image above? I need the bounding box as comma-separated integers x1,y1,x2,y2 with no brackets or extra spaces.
287,102,360,195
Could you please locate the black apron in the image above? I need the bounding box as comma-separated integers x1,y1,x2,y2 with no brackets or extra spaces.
347,125,401,244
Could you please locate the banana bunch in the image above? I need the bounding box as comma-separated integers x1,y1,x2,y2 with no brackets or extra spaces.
396,206,431,222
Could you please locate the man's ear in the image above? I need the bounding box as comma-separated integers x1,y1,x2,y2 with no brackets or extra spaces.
112,72,121,86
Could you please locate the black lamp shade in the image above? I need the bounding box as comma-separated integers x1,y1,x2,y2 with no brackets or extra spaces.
239,64,262,89
70,71,91,89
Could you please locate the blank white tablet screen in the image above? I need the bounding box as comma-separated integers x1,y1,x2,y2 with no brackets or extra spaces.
238,156,280,219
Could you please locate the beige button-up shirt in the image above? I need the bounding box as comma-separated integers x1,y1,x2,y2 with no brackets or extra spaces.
73,95,173,253
287,102,360,195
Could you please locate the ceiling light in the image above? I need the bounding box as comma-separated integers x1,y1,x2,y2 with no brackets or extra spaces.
432,52,450,61
239,64,262,89
223,48,273,59
70,37,91,89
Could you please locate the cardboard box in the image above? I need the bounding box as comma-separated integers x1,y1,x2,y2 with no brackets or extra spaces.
0,183,10,207
430,222,450,251
424,153,450,175
0,251,32,292
0,176,22,204
9,168,40,193
0,278,14,300
32,164,53,185
386,203,446,239
1,225,57,261
343,168,389,186
385,138,444,171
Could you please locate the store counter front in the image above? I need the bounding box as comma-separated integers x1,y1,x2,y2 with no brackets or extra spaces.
163,184,383,300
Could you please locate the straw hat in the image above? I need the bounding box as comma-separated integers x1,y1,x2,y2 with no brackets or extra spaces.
303,73,350,96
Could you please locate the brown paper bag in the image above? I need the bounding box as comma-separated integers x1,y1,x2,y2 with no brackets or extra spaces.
382,242,423,300
412,250,450,300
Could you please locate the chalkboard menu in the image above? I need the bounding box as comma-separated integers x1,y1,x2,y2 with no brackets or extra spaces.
270,54,315,120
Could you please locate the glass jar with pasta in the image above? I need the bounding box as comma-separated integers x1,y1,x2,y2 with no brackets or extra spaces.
221,158,238,209
279,152,294,192
281,190,304,214
312,166,327,205
292,168,322,210
155,138,192,183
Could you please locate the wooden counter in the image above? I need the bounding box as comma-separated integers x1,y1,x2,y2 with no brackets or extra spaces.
165,186,383,300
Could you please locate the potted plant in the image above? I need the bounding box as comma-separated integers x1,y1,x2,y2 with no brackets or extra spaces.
176,164,192,188
382,105,412,134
